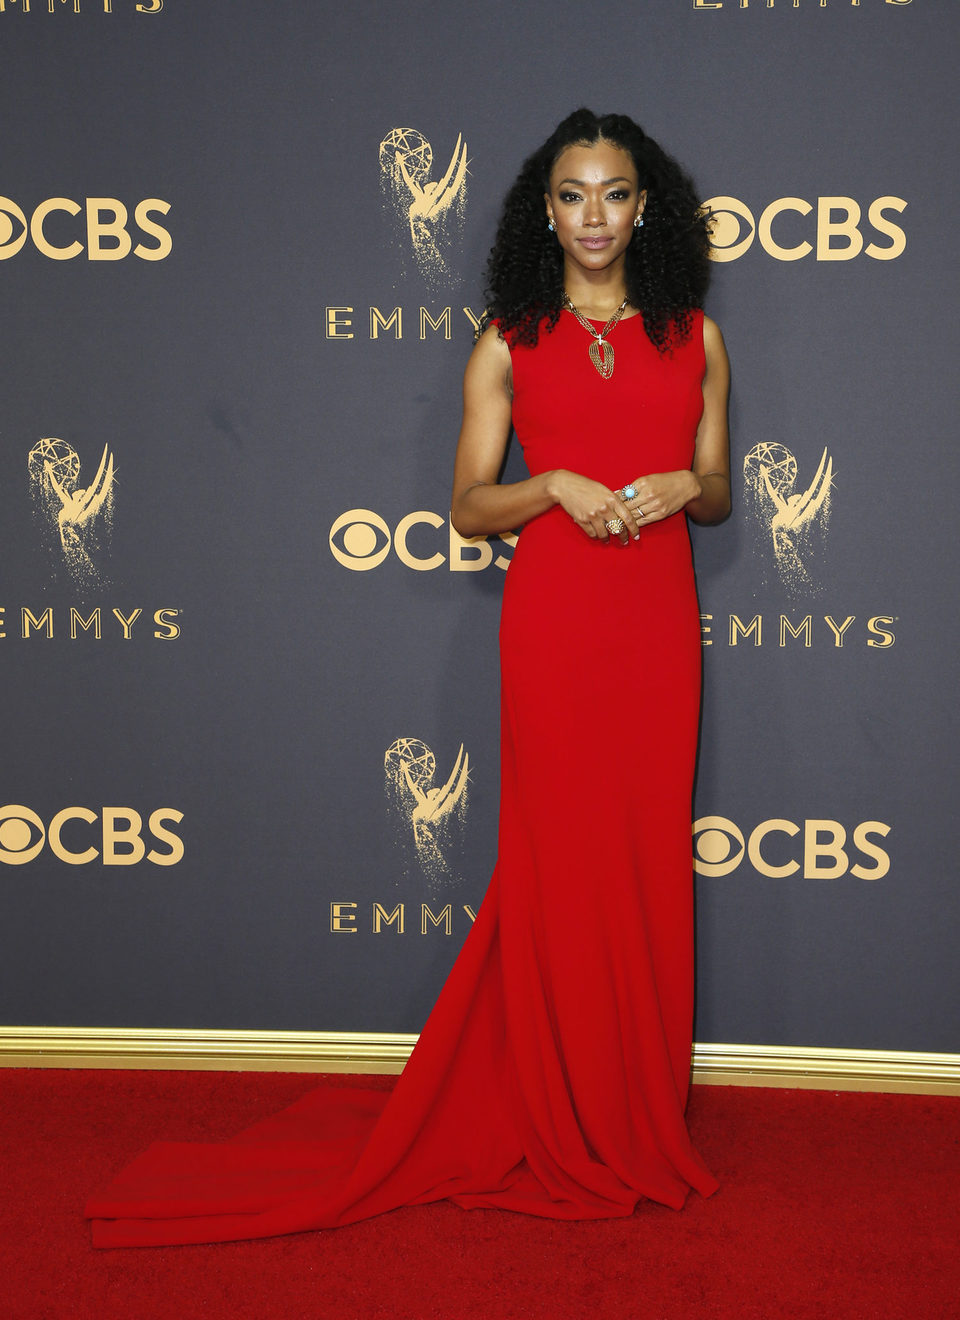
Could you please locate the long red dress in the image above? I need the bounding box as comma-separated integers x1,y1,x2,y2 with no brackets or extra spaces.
85,309,718,1247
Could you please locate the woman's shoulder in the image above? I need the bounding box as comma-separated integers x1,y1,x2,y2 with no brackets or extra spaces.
473,320,512,357
701,313,729,376
701,313,726,354
464,320,512,390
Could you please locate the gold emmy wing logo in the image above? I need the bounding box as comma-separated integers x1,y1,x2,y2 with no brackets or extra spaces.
743,443,834,597
28,437,115,586
384,737,470,888
379,128,468,286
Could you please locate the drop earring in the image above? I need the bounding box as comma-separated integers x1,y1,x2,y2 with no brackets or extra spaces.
634,216,644,229
547,220,556,232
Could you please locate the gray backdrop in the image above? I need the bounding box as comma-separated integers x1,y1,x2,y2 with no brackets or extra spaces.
1,0,956,1054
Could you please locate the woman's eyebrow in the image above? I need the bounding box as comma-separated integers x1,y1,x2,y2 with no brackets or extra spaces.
557,176,632,187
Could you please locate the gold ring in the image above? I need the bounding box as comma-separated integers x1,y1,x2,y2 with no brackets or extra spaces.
605,517,624,535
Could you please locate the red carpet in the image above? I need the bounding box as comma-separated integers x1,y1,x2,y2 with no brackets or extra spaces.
3,1069,957,1320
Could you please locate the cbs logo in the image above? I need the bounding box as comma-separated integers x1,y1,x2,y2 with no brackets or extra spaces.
703,196,906,263
0,805,184,866
329,509,516,573
693,816,890,879
0,196,172,262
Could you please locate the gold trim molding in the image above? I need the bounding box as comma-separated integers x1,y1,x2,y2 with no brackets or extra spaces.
0,1027,412,1074
690,1042,960,1095
1,1028,957,1094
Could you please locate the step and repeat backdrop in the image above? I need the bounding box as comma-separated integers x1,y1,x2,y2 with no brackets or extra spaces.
1,0,956,1053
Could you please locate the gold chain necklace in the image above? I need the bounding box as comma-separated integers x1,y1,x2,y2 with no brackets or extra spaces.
563,293,629,380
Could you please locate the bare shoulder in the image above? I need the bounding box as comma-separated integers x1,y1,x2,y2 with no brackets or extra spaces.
464,322,513,398
471,322,511,363
702,313,726,350
702,314,729,371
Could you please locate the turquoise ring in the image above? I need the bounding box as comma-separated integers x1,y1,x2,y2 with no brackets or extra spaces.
619,484,637,501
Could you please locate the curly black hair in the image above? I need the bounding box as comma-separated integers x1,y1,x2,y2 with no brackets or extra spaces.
481,108,711,354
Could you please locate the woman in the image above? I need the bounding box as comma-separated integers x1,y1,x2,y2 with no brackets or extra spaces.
86,109,726,1247
450,107,728,1207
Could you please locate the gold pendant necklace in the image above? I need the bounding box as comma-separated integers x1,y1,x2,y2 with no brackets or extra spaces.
563,293,629,380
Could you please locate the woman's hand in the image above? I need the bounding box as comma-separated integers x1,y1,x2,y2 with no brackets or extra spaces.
547,470,642,544
617,470,702,528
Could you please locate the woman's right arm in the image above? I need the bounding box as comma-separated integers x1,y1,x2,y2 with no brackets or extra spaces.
450,326,635,541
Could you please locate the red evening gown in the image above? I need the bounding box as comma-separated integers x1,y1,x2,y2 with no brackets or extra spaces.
85,309,719,1247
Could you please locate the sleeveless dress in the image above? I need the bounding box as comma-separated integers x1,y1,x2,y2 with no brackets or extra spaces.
85,309,719,1248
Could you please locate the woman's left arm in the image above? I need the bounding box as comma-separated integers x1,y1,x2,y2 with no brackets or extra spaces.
621,314,731,529
685,314,731,525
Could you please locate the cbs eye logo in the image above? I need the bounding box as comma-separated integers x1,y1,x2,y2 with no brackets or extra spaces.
329,510,392,570
703,195,907,263
0,805,184,866
692,816,890,879
0,196,172,262
0,198,28,258
329,508,516,573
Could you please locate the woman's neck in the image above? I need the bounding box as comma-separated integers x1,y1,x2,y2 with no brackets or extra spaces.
562,266,629,320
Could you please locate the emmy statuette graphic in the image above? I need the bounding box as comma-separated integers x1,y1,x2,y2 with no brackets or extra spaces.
379,128,469,286
384,737,470,888
27,438,116,586
743,443,834,596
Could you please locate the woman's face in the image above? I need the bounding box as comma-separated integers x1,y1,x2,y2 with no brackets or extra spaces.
544,139,646,278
